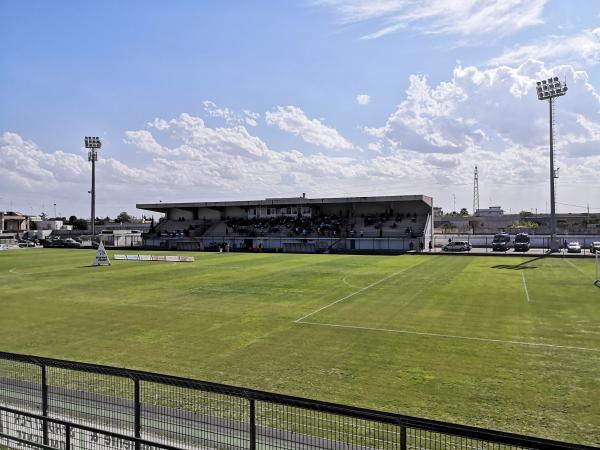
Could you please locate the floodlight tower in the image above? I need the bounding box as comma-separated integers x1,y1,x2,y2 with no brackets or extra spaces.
536,77,567,252
473,166,480,216
85,136,101,237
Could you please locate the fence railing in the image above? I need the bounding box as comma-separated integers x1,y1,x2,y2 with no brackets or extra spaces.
433,234,600,255
0,352,595,450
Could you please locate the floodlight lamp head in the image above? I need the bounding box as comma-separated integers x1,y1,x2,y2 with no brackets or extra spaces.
84,136,102,149
536,76,567,101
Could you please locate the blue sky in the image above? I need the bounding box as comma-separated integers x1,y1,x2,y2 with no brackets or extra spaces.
1,1,599,218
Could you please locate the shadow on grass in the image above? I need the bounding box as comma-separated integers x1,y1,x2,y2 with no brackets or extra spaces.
491,255,546,270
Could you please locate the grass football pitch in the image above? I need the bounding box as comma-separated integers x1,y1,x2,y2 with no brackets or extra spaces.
0,249,598,445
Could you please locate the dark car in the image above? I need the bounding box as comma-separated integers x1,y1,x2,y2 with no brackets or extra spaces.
63,238,82,248
590,242,600,253
42,237,64,248
492,233,511,251
513,233,530,252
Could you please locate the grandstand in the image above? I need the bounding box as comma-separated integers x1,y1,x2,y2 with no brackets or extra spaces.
137,194,434,252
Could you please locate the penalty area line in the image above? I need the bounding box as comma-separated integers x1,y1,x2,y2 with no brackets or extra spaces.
521,272,530,302
297,321,600,353
294,257,436,323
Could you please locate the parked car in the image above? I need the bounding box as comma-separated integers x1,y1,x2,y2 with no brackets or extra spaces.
567,241,581,253
63,238,82,248
43,237,64,248
590,242,600,253
442,240,472,252
492,233,511,251
513,233,530,252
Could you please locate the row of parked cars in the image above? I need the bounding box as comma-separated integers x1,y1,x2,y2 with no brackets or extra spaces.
442,233,600,253
42,237,84,248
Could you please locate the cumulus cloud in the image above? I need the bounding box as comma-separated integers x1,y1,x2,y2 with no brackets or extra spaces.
356,94,371,105
265,105,353,150
202,100,260,127
489,28,600,67
3,63,599,216
367,60,600,162
124,130,168,156
316,0,547,40
0,132,88,190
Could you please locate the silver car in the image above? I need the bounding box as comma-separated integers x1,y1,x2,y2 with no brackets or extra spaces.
567,241,581,253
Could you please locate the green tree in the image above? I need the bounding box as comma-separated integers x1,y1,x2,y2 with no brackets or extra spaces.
460,208,469,216
116,211,132,223
72,219,88,230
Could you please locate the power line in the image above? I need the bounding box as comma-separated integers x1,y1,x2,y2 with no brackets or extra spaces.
555,201,600,211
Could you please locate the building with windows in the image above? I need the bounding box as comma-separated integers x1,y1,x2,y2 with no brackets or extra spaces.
0,211,29,233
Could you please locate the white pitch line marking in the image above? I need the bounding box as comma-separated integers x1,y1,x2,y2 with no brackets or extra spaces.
294,257,436,323
521,272,530,302
298,321,600,353
564,258,587,276
341,275,364,290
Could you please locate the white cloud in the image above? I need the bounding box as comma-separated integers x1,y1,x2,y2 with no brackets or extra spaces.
369,61,600,157
356,94,371,105
147,118,170,130
489,28,600,67
124,130,168,156
265,105,353,150
317,0,547,40
3,67,599,217
202,100,260,127
243,110,260,127
365,60,600,193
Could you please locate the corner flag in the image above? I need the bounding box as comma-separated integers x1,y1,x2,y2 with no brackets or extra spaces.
94,241,111,266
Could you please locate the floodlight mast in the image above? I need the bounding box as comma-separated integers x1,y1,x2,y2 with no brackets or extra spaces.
536,77,567,252
85,137,101,237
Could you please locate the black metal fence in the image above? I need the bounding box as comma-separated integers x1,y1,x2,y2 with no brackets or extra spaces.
0,352,595,450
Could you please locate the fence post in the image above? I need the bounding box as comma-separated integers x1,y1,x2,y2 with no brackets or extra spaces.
249,399,256,450
134,378,141,450
399,421,407,450
65,423,71,450
41,364,48,445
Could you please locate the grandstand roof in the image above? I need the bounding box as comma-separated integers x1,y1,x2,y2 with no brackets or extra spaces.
137,195,433,213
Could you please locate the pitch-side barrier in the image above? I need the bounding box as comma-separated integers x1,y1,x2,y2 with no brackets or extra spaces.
0,352,596,450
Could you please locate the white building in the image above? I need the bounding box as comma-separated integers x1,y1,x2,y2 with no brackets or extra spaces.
475,206,504,217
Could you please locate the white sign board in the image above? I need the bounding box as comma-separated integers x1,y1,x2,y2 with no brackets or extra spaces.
93,242,111,266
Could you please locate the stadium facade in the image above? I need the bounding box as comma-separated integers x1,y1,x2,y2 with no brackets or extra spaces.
137,194,434,253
